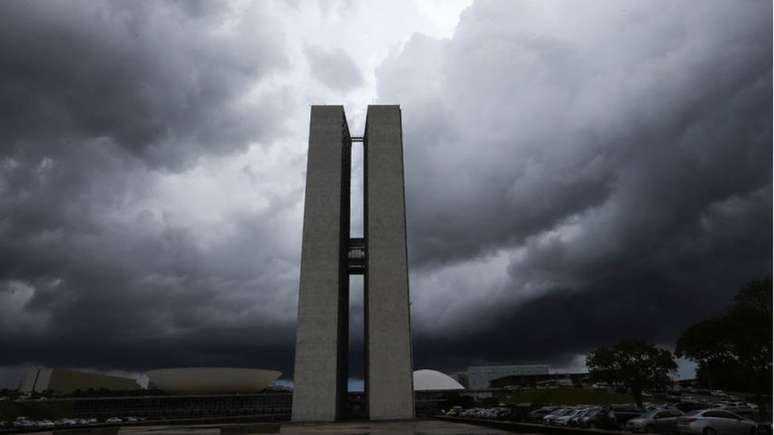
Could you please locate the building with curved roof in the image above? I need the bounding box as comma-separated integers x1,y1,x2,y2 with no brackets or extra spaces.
412,369,465,391
146,368,281,394
19,367,140,394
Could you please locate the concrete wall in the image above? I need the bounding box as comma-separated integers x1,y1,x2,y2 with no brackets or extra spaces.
19,367,138,394
18,367,52,393
49,369,139,393
292,106,351,422
365,105,415,420
146,368,281,394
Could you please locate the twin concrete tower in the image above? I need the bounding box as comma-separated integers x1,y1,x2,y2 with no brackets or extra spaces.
292,106,415,421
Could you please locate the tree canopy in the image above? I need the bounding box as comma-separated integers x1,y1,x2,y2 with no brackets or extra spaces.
586,339,677,408
676,277,772,395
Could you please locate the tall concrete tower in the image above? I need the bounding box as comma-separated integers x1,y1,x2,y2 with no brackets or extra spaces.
292,105,414,422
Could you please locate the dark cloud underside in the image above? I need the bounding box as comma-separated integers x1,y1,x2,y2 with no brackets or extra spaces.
0,0,770,384
385,0,771,368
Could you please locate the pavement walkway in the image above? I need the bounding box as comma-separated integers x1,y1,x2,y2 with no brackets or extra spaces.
25,419,521,435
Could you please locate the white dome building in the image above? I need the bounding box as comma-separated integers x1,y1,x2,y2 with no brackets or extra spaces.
146,368,281,394
412,369,465,391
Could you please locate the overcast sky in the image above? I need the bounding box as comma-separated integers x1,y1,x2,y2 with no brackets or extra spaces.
0,0,771,389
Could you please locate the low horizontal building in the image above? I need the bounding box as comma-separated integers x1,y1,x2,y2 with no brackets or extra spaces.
19,367,141,394
490,371,589,388
467,364,550,390
146,368,281,394
12,392,293,420
70,392,292,420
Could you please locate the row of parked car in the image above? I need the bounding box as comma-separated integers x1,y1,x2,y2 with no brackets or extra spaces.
1,415,144,429
444,406,512,419
528,402,765,435
530,405,640,428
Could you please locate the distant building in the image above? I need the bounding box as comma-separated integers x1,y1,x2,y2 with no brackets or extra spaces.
490,371,589,388
19,367,140,394
450,371,469,388
146,368,281,394
16,393,293,420
412,370,465,392
467,364,550,390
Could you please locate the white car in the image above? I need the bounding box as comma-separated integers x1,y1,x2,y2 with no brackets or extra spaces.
677,409,758,435
556,409,585,426
13,419,34,428
544,408,573,425
37,419,55,428
106,417,123,423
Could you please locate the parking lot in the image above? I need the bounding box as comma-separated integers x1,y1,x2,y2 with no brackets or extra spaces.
440,387,770,435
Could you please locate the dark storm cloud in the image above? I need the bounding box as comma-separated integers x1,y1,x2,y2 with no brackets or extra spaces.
0,0,289,169
0,0,299,382
0,0,771,388
376,0,772,369
0,141,301,371
413,187,771,370
304,45,365,91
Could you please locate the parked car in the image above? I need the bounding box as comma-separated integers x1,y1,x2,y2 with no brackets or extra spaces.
581,406,643,430
445,405,464,416
13,417,34,428
676,402,709,413
580,407,618,429
106,417,123,424
544,408,573,425
677,409,758,435
455,407,510,420
626,408,684,433
715,404,758,419
528,406,559,422
558,408,591,426
571,407,601,427
613,406,646,427
37,419,55,428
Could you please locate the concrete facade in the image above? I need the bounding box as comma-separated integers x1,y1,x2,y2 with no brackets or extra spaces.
19,367,140,394
146,368,282,394
292,106,351,422
292,105,413,421
365,106,415,420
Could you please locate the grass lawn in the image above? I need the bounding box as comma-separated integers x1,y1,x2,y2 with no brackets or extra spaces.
502,388,637,406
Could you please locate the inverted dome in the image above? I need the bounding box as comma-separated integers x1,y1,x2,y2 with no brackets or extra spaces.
413,369,465,391
146,368,281,394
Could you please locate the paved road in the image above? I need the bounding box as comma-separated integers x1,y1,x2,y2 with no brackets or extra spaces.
26,420,522,434
279,419,514,434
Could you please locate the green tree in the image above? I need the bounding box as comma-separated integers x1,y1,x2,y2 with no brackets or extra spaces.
676,278,772,404
586,339,677,408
